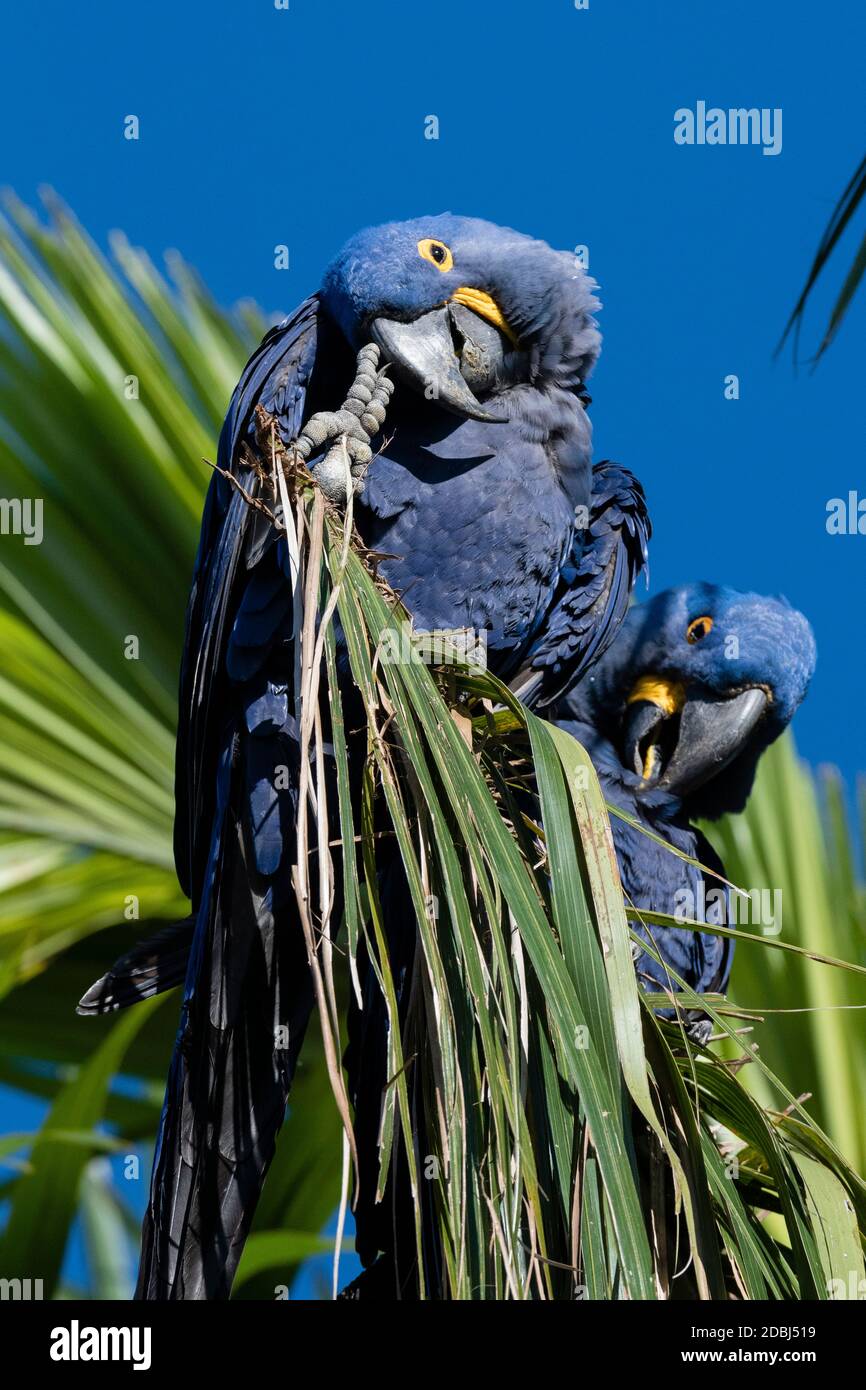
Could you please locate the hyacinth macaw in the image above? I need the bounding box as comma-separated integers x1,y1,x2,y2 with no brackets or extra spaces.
553,581,816,1036
78,215,649,1300
340,581,816,1300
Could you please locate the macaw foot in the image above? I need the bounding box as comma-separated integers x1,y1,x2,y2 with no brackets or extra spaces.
293,343,394,504
684,1013,713,1047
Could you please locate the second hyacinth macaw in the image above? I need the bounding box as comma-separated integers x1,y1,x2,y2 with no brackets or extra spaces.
553,581,816,1035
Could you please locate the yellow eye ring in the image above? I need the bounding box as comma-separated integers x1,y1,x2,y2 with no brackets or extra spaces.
686,615,714,644
418,238,453,273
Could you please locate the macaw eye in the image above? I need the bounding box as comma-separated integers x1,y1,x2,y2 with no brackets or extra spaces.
686,615,714,644
418,238,453,272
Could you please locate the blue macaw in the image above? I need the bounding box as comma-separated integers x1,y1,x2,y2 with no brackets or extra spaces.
78,215,649,1300
340,581,816,1300
553,581,816,1036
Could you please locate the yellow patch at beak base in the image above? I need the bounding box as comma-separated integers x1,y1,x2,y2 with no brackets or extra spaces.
626,675,686,717
451,287,519,346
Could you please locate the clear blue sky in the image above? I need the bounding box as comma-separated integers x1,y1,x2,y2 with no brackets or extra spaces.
2,0,864,784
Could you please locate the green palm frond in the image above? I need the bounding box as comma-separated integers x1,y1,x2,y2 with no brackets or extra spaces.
0,192,261,982
778,152,866,363
708,737,866,1173
247,426,866,1300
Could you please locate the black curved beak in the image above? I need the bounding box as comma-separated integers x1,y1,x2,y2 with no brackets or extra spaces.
370,306,508,423
623,686,769,797
623,699,670,782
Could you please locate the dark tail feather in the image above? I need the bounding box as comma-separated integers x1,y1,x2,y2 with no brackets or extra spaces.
77,918,196,1015
135,743,315,1300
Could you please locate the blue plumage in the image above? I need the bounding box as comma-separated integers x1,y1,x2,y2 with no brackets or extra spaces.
554,582,816,1026
326,216,621,685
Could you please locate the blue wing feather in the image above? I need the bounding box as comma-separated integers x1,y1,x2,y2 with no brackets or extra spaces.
174,296,320,901
136,295,348,1300
512,461,650,708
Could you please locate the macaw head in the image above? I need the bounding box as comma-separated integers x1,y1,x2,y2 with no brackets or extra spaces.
573,582,816,819
321,213,600,423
